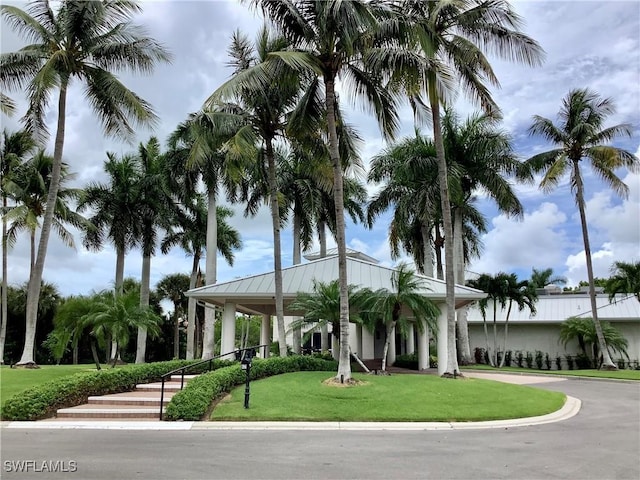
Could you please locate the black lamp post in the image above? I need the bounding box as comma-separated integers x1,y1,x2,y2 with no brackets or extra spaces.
240,348,255,409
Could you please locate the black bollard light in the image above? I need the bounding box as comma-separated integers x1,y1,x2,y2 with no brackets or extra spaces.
241,348,255,408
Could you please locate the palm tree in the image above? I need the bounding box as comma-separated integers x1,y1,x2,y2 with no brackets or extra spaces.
605,261,640,303
84,289,162,368
498,274,537,368
526,88,639,370
205,27,308,357
367,264,440,371
156,273,190,359
134,137,176,363
559,317,629,368
5,151,85,273
0,93,16,116
254,0,401,381
530,267,567,289
288,279,373,361
162,196,241,359
1,0,170,365
388,1,544,376
467,272,511,366
1,129,36,364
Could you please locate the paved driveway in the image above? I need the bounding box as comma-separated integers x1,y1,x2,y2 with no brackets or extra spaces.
1,377,638,480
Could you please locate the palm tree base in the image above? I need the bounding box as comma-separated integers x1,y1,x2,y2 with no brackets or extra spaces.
440,371,464,379
599,363,618,371
15,361,40,369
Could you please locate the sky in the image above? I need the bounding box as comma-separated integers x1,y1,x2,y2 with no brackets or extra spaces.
2,0,639,308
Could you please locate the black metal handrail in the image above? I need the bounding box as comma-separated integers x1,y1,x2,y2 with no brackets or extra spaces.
158,344,269,420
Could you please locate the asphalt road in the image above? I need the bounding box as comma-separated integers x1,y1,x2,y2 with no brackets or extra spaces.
1,378,638,480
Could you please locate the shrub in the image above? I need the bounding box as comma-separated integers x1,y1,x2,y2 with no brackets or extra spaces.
165,356,338,421
617,358,626,370
515,351,524,368
394,353,418,370
544,353,551,370
0,360,234,421
473,347,485,364
565,355,574,370
555,356,562,371
429,355,438,368
575,353,592,369
525,352,534,369
504,351,512,367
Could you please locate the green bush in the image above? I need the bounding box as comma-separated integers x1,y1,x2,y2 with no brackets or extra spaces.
394,353,418,370
1,359,232,421
165,356,337,421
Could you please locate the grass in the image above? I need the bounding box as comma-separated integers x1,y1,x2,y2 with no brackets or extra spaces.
462,365,640,381
0,364,99,409
210,371,566,422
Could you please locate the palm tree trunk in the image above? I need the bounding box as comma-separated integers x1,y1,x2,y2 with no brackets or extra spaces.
434,225,444,280
573,161,616,369
18,82,68,366
265,138,287,357
381,322,396,372
453,210,471,365
186,255,199,360
135,253,151,363
291,211,302,354
500,300,513,368
428,78,459,377
493,303,498,367
109,245,126,362
326,77,351,382
482,314,491,365
173,301,180,359
1,195,8,364
318,219,327,257
420,224,433,277
202,191,217,359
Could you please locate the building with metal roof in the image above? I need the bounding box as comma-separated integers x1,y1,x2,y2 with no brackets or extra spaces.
187,253,486,373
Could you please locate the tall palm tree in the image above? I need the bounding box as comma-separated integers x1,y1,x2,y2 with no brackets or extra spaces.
605,261,640,303
383,0,544,376
134,137,176,363
0,129,36,364
529,267,567,289
1,0,170,365
526,88,639,370
367,264,440,371
161,200,242,359
206,27,308,357
253,0,401,381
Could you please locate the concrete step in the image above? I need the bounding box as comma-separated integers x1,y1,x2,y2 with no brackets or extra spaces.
135,382,183,392
57,405,163,419
170,374,199,382
88,395,171,407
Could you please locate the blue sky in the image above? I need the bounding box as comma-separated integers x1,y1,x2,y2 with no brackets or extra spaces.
2,1,639,304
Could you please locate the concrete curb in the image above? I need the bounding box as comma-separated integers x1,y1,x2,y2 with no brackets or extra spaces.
2,396,580,432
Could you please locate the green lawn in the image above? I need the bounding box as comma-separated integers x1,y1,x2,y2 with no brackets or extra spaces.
211,371,566,422
0,364,99,409
462,365,640,381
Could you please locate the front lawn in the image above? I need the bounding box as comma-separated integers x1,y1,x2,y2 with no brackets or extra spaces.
0,365,98,410
210,371,566,422
462,365,640,381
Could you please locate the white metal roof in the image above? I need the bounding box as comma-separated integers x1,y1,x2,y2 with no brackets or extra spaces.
465,294,639,324
303,248,379,264
187,255,486,315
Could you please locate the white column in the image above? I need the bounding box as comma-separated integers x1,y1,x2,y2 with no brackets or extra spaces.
221,302,236,360
361,328,375,359
417,323,429,370
407,324,415,354
321,324,329,352
437,306,448,376
355,324,363,357
260,314,271,358
388,325,397,366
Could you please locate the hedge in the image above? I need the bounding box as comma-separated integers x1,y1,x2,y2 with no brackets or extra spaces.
1,359,233,421
165,355,338,421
